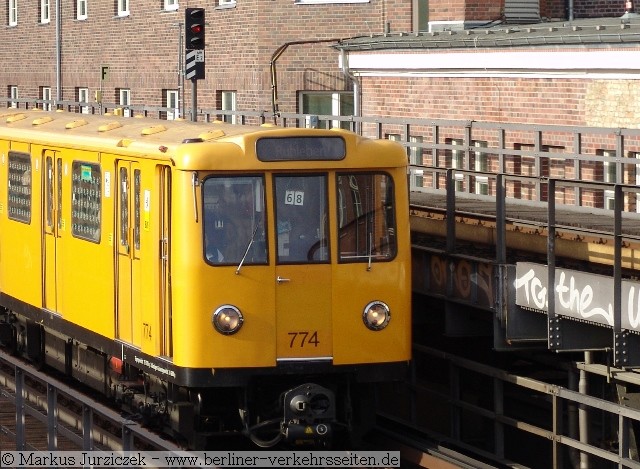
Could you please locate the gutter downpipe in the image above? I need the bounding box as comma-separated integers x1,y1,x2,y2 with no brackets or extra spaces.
569,0,574,20
56,0,62,106
340,49,361,135
270,38,344,126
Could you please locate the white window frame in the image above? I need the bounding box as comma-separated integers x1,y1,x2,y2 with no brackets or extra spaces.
164,0,178,11
299,91,353,130
8,0,17,26
117,0,129,17
409,136,424,189
9,86,18,108
119,88,131,117
450,138,465,192
165,90,179,120
41,0,50,24
221,91,236,124
473,141,489,195
77,0,87,20
78,87,90,114
603,150,617,210
41,87,52,111
217,0,236,7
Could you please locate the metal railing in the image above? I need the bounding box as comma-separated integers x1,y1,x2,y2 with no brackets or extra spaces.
0,350,182,452
5,99,640,214
378,344,640,468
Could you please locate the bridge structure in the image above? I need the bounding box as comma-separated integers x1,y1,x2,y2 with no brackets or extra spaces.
400,118,640,468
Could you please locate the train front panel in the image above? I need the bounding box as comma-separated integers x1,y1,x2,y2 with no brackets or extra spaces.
168,131,411,372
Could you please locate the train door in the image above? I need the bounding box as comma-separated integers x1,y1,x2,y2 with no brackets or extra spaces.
273,174,333,360
159,165,172,357
116,160,142,345
43,151,61,314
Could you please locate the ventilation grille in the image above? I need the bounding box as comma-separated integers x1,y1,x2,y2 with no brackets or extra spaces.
504,0,540,24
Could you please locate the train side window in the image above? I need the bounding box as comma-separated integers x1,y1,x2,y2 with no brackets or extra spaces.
71,161,102,243
336,173,397,263
7,151,32,224
203,176,267,266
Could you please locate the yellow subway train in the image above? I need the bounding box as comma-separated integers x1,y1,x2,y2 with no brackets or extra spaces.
0,110,411,448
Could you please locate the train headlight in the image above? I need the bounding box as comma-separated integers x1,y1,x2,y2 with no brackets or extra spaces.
362,301,391,331
212,305,244,335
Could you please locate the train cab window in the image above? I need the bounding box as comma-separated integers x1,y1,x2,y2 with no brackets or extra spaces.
71,162,102,243
203,176,267,266
274,175,329,263
336,173,397,262
7,151,32,224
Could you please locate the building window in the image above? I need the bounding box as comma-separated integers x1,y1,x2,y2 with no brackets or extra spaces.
473,141,489,195
9,86,18,108
164,0,178,11
117,0,129,17
449,138,465,192
41,87,52,111
118,88,131,117
77,0,87,20
40,0,50,24
217,0,236,7
7,151,32,224
71,161,101,242
410,136,424,188
77,87,90,114
219,91,236,124
8,0,17,26
414,0,428,32
300,92,354,130
164,89,179,120
602,150,617,210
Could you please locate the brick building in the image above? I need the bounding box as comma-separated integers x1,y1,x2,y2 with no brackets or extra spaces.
0,0,635,122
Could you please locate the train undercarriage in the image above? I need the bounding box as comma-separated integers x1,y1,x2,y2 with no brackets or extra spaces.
0,306,375,450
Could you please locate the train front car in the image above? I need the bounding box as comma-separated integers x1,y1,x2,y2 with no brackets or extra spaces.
171,128,411,448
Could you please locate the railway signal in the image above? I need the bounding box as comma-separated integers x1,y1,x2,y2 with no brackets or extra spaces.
185,7,206,120
185,8,205,50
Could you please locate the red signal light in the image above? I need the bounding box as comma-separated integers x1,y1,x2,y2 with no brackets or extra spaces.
185,8,206,50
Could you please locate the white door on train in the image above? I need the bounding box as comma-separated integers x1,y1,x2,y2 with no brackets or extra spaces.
43,150,62,314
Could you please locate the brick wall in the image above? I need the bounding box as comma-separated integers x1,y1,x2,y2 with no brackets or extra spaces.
0,0,412,115
0,0,631,114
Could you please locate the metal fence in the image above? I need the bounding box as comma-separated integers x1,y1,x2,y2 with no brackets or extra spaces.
5,97,640,213
377,344,640,468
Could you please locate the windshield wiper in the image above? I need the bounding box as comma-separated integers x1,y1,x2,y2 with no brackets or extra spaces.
236,222,261,275
367,229,373,271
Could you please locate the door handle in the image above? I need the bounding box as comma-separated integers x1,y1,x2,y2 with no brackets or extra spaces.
276,276,290,284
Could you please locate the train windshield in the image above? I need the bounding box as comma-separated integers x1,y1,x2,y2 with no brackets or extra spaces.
337,173,397,262
274,174,329,263
203,176,267,265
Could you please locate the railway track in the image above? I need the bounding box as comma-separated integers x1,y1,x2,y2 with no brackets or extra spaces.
2,347,507,469
0,349,182,453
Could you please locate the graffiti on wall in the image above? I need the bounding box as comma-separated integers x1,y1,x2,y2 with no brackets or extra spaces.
515,261,640,331
413,252,496,310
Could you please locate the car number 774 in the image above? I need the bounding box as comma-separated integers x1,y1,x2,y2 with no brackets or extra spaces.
288,331,319,348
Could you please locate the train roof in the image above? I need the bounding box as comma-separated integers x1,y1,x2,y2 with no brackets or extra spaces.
0,110,407,170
